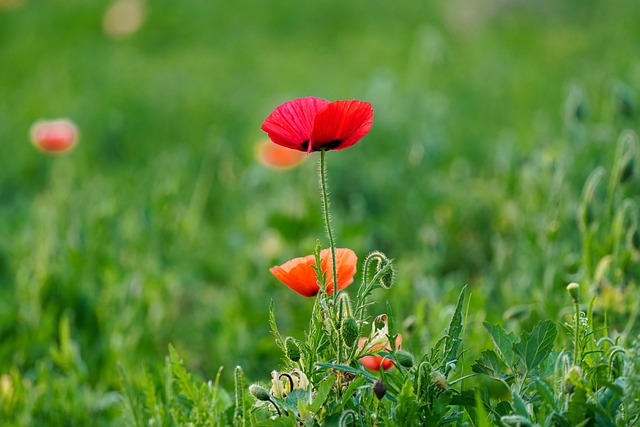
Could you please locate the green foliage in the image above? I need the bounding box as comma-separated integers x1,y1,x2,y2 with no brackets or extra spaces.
2,0,640,424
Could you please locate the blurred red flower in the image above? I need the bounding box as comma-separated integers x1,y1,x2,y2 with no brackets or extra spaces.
270,248,357,297
261,97,373,153
30,118,79,154
256,138,306,169
358,334,402,371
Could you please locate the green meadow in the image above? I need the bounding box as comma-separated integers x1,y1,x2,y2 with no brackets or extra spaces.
1,0,640,424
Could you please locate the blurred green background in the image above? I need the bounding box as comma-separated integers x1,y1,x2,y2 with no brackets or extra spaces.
1,0,640,423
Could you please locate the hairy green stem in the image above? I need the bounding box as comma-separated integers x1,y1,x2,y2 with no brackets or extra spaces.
319,149,339,303
319,149,343,364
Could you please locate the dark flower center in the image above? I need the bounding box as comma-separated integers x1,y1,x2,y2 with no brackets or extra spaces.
301,139,342,151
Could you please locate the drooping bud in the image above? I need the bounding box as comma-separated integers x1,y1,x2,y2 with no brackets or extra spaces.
373,379,386,400
284,337,301,362
563,365,582,394
564,84,588,124
566,282,580,304
394,350,415,368
249,384,271,401
341,317,359,347
614,81,635,118
620,155,635,184
376,258,395,289
432,371,449,391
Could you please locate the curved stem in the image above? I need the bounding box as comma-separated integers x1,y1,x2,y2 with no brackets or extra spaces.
319,149,338,303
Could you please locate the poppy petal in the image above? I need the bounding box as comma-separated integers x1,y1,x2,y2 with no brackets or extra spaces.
310,100,373,151
270,254,319,297
320,248,357,294
357,335,402,371
261,97,330,152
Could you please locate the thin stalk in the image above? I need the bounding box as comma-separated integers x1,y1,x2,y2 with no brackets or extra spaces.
318,149,343,364
319,149,339,304
574,301,581,367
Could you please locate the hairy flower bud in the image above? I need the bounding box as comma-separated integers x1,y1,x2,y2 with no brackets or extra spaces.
341,317,359,347
564,365,582,394
377,258,395,289
432,371,449,391
620,155,635,184
373,379,386,400
394,350,415,368
566,282,580,304
285,337,301,362
249,384,271,401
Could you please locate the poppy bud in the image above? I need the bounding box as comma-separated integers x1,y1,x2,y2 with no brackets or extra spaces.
373,379,386,400
563,365,582,394
394,350,415,368
377,258,395,289
614,82,634,118
432,371,449,390
566,282,580,304
564,85,588,124
341,317,359,347
284,337,301,362
249,384,271,402
620,154,635,184
30,118,79,154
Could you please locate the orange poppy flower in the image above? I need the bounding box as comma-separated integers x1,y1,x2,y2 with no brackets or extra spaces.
30,118,79,154
261,97,374,153
270,248,357,297
358,334,402,371
256,139,306,169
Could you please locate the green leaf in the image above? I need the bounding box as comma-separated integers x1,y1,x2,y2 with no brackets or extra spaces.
474,389,491,427
443,285,467,374
512,320,557,373
483,322,517,367
472,350,507,380
307,377,333,414
395,381,420,426
268,300,285,352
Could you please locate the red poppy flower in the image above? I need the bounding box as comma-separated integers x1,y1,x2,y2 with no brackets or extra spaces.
261,97,373,153
270,248,358,297
358,335,402,371
30,118,79,154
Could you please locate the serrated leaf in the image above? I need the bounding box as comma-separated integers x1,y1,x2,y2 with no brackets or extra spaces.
472,350,506,380
483,322,517,367
512,320,557,373
395,381,420,426
534,379,558,412
269,300,285,351
443,285,467,373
